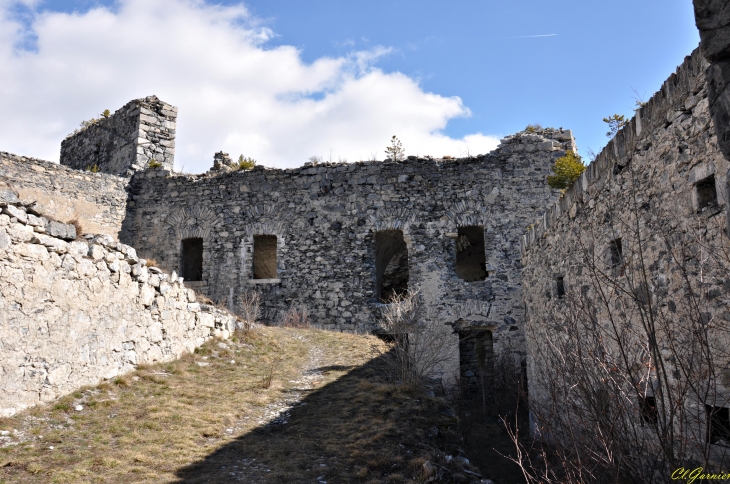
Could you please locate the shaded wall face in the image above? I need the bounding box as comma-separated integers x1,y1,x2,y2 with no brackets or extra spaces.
521,48,730,442
122,131,568,370
60,96,177,177
694,0,730,161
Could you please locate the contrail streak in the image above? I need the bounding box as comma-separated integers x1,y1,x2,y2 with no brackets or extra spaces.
501,34,558,39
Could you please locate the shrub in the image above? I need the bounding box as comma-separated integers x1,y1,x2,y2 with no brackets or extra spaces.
547,150,585,190
525,123,543,132
233,155,257,171
86,164,101,173
279,305,310,328
237,291,261,331
148,159,163,169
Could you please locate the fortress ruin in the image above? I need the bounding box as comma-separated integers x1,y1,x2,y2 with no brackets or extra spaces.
2,5,730,475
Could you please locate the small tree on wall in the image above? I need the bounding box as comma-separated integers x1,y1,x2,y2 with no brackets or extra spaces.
603,113,628,139
546,151,585,190
385,135,405,162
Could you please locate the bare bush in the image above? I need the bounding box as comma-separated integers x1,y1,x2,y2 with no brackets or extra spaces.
237,291,261,331
376,290,455,389
279,305,310,329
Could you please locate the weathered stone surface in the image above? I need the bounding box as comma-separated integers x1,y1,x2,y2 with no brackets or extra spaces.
0,204,235,417
0,152,128,237
3,204,27,224
695,1,730,161
521,48,728,443
122,125,575,378
60,96,177,176
0,188,19,206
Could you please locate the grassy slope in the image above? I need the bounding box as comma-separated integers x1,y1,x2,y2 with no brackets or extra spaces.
0,327,484,483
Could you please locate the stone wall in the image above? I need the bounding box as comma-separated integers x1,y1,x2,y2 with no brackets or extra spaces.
60,96,177,176
520,48,730,445
120,131,572,380
0,187,236,417
694,0,730,161
0,152,129,237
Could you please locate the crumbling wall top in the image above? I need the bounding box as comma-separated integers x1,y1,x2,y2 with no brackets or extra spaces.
60,95,177,177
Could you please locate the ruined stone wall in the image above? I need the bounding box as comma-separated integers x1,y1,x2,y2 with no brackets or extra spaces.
0,188,236,417
121,131,572,379
60,96,177,176
520,49,730,443
0,152,129,237
694,0,730,161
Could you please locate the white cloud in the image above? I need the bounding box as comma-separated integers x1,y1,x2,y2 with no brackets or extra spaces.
0,0,499,172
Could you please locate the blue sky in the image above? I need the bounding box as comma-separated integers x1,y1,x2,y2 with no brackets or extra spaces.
0,0,700,171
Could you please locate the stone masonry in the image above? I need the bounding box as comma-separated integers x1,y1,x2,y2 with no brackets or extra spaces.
0,151,128,236
520,47,730,456
118,128,575,383
0,183,235,416
60,95,177,176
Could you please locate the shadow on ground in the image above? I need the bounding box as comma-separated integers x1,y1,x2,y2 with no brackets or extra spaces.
172,351,487,483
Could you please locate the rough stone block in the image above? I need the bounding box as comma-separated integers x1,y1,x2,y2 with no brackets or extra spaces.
0,229,9,250
0,189,20,206
3,205,27,224
45,220,67,239
32,233,69,254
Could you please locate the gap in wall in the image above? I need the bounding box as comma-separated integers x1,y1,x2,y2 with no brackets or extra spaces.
375,229,409,303
253,235,277,279
181,237,203,281
456,225,487,282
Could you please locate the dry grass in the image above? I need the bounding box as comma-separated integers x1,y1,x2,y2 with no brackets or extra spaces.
0,327,481,483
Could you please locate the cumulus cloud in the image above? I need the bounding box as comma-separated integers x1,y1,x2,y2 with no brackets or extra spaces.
0,0,499,171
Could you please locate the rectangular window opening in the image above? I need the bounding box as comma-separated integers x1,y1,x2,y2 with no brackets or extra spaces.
556,277,565,298
253,234,277,279
707,405,730,445
456,225,487,282
697,175,718,212
375,229,409,303
639,395,657,424
181,238,203,281
609,238,623,267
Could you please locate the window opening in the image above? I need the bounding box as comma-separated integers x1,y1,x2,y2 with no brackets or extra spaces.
707,405,730,445
375,229,409,303
253,235,277,279
455,225,487,282
696,175,717,211
181,238,203,281
639,395,657,424
609,238,623,267
556,277,565,298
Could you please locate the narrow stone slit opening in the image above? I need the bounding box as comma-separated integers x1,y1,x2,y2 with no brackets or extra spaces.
375,229,409,303
609,238,623,267
458,329,494,398
181,237,203,281
696,174,717,211
253,235,277,279
456,225,487,282
640,395,657,424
